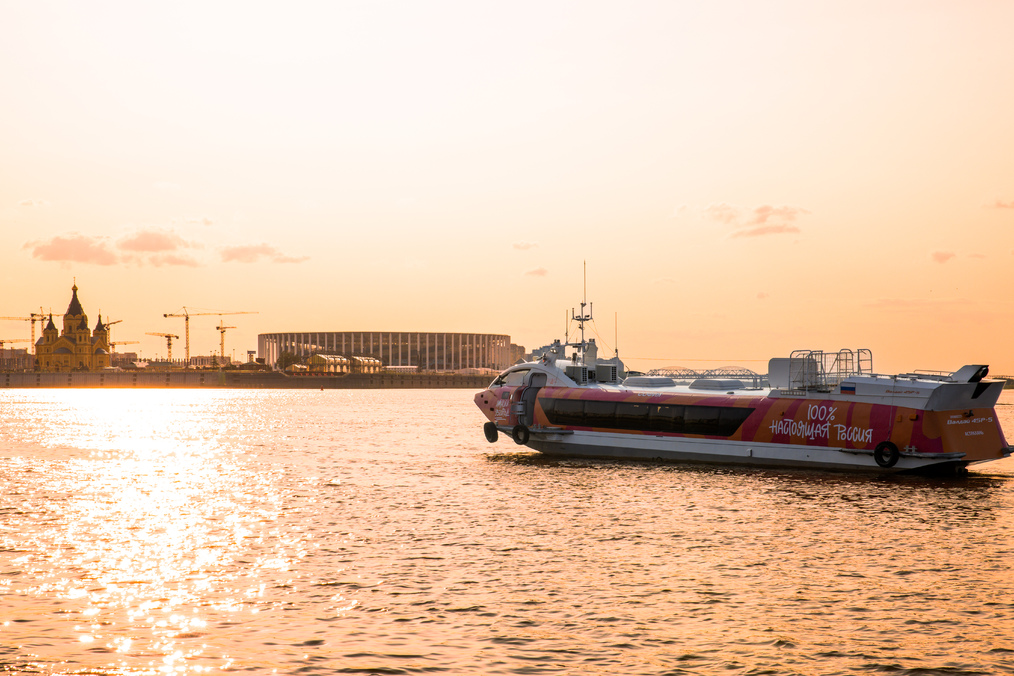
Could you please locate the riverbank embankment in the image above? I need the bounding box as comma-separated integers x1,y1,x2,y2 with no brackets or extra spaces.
0,371,492,389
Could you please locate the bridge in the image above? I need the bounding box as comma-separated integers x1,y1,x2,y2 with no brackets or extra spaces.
646,365,766,387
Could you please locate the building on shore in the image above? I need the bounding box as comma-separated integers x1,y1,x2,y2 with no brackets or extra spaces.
258,331,516,372
0,348,33,371
35,284,111,372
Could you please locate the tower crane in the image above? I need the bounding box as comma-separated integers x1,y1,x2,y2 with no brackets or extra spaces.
163,308,258,363
216,322,236,366
0,338,30,350
0,309,46,354
103,318,123,341
146,333,179,363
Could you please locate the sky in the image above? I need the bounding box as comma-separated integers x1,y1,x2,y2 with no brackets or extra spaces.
2,1,1013,375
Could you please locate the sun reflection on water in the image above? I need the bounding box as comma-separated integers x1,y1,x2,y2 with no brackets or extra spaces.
1,390,292,674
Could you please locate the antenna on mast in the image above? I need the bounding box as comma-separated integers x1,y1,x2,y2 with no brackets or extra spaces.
568,260,594,364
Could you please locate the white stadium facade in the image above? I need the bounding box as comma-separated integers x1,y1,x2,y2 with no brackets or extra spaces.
258,331,512,372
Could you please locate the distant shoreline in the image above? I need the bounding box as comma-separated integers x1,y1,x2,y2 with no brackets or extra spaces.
0,371,492,390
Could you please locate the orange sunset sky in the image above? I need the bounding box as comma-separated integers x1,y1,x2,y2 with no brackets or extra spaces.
2,1,1013,375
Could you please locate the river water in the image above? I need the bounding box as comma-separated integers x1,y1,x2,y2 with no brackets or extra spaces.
1,388,1013,675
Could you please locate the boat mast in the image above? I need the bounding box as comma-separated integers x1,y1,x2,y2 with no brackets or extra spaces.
569,261,593,364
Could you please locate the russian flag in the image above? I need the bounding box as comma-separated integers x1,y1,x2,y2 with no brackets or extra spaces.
840,382,856,395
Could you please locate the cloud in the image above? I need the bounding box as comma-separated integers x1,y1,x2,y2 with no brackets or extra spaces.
705,202,809,238
23,233,119,265
988,200,1014,209
220,243,308,263
732,224,801,238
149,253,200,267
513,241,538,250
118,228,193,253
703,203,740,225
747,205,809,226
931,251,956,264
179,215,214,226
757,292,769,299
525,267,548,277
19,199,49,207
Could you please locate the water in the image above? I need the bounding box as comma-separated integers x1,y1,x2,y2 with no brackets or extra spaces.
2,388,1013,675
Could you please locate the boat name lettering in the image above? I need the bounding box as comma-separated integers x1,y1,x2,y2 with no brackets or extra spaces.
834,424,874,443
768,419,829,441
494,399,510,419
965,430,985,436
807,404,838,422
885,389,919,394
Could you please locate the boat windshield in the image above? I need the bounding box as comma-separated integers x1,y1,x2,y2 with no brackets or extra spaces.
490,368,530,388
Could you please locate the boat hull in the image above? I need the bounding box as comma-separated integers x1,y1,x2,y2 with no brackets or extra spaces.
518,428,967,473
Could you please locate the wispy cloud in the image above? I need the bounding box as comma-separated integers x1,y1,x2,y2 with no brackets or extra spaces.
26,228,303,267
525,267,548,277
149,253,200,267
748,205,808,226
24,233,118,266
703,203,740,225
19,199,49,207
704,203,809,237
118,228,194,253
178,215,214,226
513,241,538,250
220,243,309,264
932,251,956,264
988,200,1014,209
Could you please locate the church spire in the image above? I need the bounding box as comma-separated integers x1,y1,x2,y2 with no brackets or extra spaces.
66,282,84,317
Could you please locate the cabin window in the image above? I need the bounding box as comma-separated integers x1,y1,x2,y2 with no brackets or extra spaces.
491,368,530,388
546,398,584,426
614,402,650,429
648,404,685,432
503,369,530,387
584,400,616,428
718,407,754,436
684,406,720,435
542,397,752,437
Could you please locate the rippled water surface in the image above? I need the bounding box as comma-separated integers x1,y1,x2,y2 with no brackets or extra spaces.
2,388,1014,675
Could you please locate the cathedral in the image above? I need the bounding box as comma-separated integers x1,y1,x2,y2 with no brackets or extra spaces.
35,283,111,372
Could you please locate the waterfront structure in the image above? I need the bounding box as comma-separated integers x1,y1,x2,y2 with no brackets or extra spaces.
258,332,513,372
0,348,33,371
35,284,111,372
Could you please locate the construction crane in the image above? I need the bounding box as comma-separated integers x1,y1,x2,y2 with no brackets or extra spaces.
146,333,179,363
216,323,236,366
109,340,139,353
0,338,30,350
108,340,139,366
103,318,123,341
163,308,258,363
0,310,46,354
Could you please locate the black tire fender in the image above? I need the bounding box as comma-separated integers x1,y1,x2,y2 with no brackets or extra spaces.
483,421,498,443
874,441,900,468
511,424,530,445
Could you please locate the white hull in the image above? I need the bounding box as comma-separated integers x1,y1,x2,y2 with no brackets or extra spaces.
514,428,967,473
